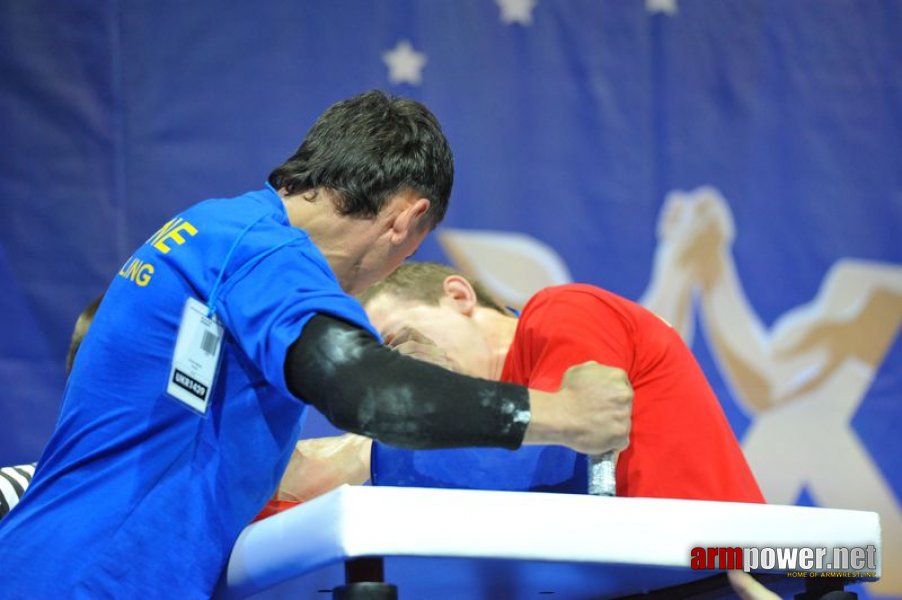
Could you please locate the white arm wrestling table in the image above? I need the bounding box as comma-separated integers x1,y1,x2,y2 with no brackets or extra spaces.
216,486,880,600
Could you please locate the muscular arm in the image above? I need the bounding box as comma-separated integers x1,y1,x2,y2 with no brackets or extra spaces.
639,240,697,343
696,256,902,411
285,314,529,450
279,314,633,499
696,251,779,412
667,190,783,412
286,314,632,455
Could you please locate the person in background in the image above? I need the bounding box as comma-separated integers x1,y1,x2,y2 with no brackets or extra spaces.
0,295,101,520
0,464,35,520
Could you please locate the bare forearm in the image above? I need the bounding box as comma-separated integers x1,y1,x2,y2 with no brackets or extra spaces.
278,434,372,503
286,316,632,456
640,249,697,342
698,254,777,409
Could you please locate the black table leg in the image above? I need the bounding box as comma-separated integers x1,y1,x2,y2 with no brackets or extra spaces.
333,557,398,600
795,578,857,600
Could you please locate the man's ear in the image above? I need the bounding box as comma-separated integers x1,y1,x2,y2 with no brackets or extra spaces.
390,197,431,243
442,275,477,316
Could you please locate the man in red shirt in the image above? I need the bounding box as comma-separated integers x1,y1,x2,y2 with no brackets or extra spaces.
280,261,762,504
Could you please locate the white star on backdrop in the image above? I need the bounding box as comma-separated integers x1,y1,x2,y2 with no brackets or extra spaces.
496,0,538,26
382,40,427,85
646,0,678,15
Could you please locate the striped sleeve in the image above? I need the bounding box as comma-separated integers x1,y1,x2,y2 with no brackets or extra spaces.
0,463,37,520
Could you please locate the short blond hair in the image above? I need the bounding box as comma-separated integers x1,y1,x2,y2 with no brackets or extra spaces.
358,262,506,313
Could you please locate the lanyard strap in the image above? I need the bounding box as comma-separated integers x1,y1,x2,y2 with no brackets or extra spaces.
205,212,270,317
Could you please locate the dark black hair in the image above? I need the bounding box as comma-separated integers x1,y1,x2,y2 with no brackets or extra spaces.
268,90,453,228
66,294,103,375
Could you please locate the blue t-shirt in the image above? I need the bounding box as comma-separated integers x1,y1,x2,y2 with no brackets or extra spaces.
0,186,376,598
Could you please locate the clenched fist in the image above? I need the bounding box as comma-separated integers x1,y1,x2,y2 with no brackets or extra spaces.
523,361,633,456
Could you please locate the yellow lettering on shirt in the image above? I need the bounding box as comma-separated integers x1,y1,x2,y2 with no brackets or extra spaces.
149,218,198,254
118,257,155,287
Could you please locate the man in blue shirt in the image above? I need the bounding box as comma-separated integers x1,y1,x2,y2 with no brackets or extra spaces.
0,91,633,598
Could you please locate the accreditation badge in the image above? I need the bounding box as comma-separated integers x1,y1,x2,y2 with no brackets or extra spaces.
167,297,223,414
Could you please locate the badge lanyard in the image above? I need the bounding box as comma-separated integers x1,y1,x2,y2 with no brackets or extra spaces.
166,213,269,414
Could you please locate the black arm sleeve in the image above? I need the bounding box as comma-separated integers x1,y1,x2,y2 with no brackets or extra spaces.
284,314,530,450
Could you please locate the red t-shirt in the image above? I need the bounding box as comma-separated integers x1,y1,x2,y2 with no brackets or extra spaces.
502,284,764,502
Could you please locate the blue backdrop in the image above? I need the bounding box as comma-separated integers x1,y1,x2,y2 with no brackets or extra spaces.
1,1,899,596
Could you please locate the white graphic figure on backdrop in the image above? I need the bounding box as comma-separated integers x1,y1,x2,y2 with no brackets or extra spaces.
661,188,901,594
440,187,901,594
